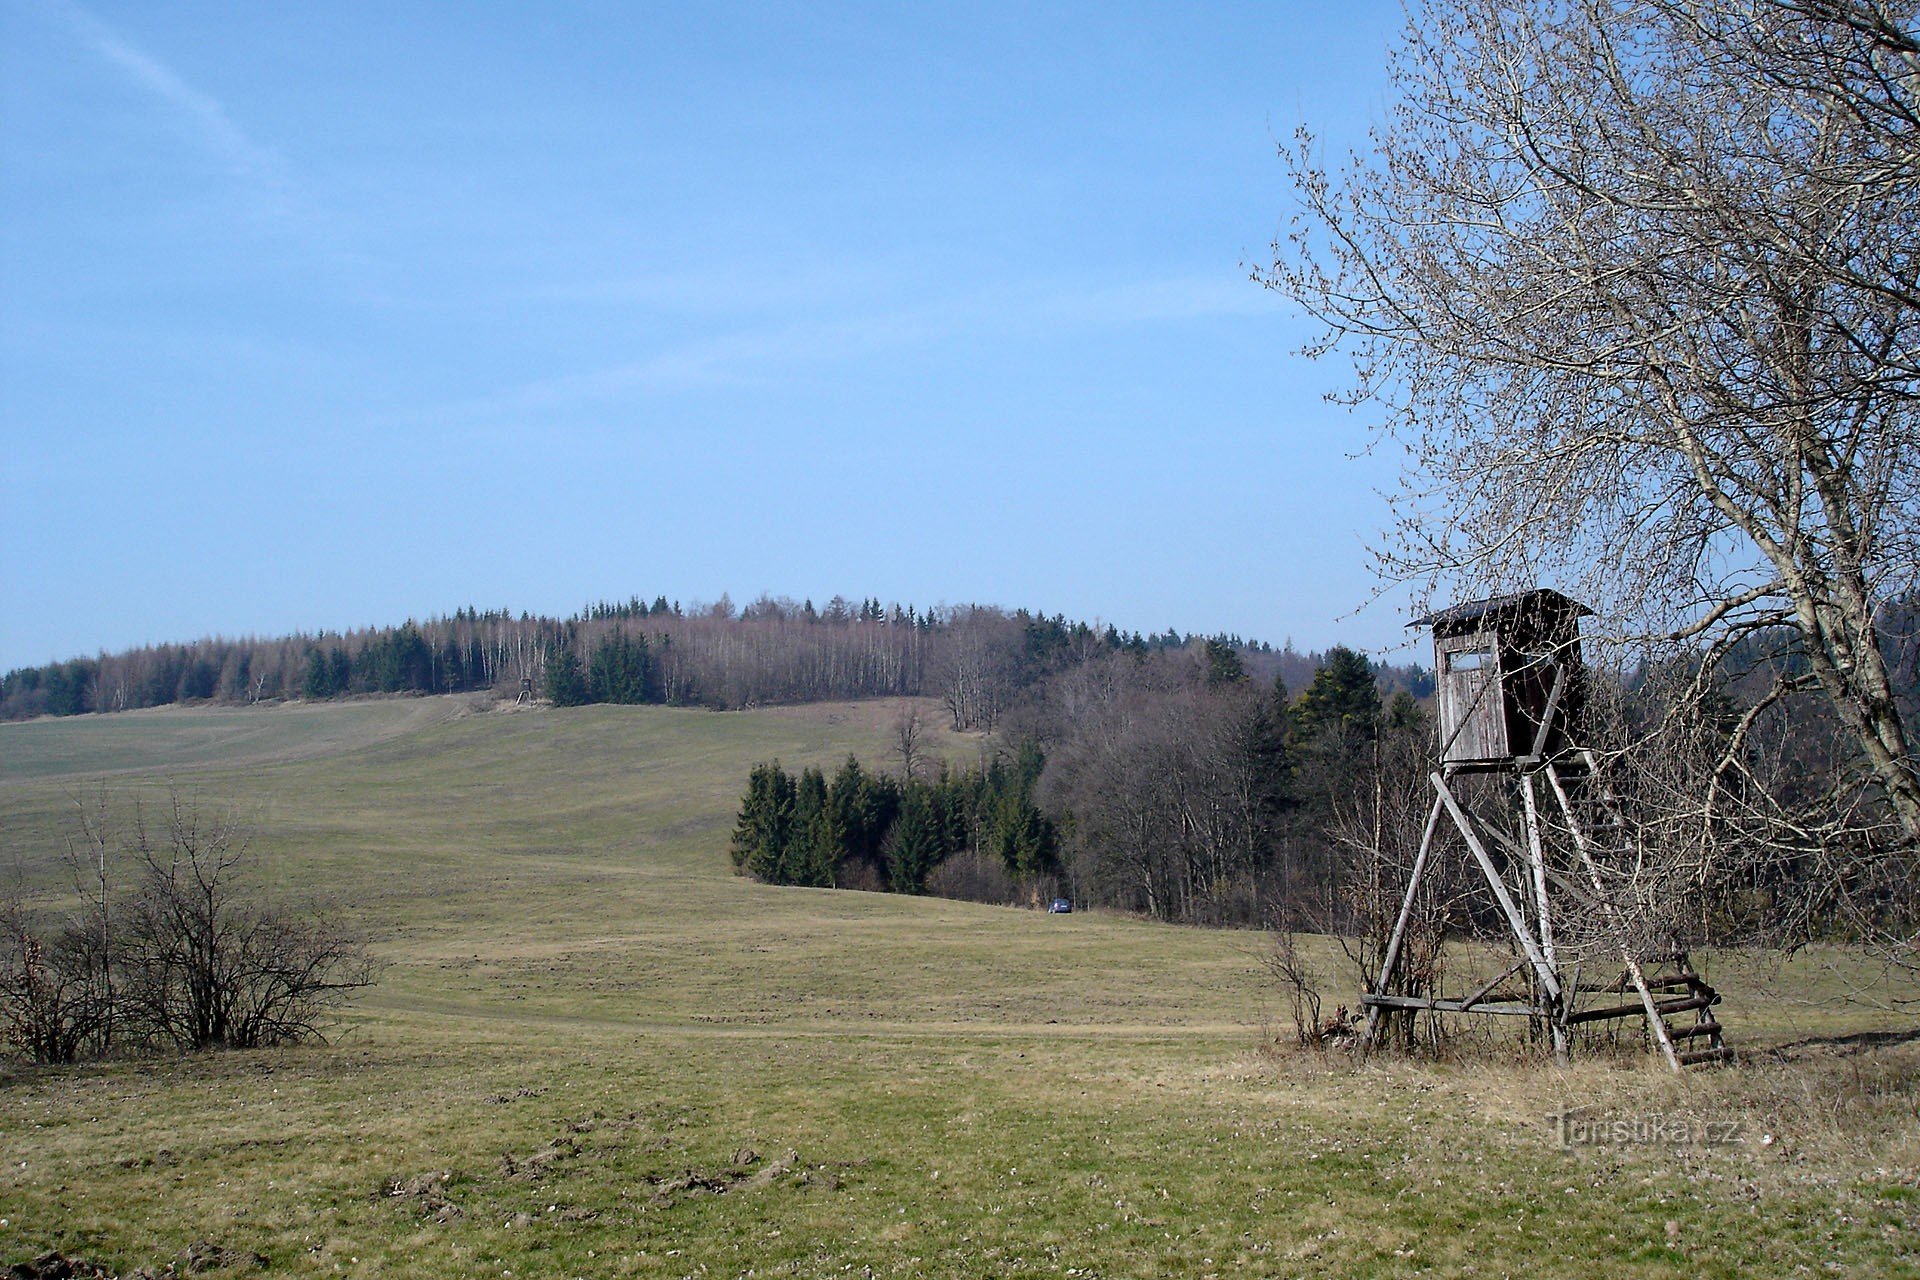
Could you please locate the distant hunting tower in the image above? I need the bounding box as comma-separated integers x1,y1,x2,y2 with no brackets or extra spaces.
1361,589,1732,1070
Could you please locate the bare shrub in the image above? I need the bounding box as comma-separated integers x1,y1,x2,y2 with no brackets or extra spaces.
0,901,113,1064
1265,931,1327,1047
0,791,376,1061
923,850,1022,906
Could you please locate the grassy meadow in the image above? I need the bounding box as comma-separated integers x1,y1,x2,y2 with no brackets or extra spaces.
0,696,1916,1278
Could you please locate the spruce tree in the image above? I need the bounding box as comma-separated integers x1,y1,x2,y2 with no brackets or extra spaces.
793,766,842,887
302,648,336,700
1203,638,1248,687
730,762,796,882
545,644,588,706
1292,646,1379,742
830,756,898,878
989,792,1059,878
588,631,653,704
883,785,944,894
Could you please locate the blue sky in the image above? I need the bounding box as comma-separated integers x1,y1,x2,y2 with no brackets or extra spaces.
0,0,1414,673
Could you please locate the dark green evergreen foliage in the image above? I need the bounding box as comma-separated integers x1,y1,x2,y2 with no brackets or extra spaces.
931,766,974,854
883,785,946,894
1008,738,1046,791
730,742,1060,895
729,761,795,882
138,647,184,706
1288,646,1380,830
1,586,1459,726
1291,645,1379,743
545,644,588,707
177,654,219,702
1385,689,1424,734
986,790,1057,878
43,661,93,717
829,756,898,880
587,631,652,704
983,740,1060,877
790,767,842,888
1203,638,1248,687
302,647,349,700
1255,678,1295,786
361,622,433,694
583,596,649,621
1230,678,1297,848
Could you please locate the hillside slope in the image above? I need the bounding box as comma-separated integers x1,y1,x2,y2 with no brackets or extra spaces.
0,696,469,782
0,698,1912,1279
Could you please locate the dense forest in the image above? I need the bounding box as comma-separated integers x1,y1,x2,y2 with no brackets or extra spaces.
731,638,1410,928
0,594,1432,727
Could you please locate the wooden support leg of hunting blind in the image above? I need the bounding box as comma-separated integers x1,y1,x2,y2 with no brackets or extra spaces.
1544,763,1682,1072
1430,772,1567,1062
1519,772,1569,1064
1363,790,1449,1051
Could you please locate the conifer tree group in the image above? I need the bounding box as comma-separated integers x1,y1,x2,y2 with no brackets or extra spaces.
730,750,1058,895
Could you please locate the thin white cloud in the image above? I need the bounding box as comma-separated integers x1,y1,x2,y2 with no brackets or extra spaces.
380,268,1285,427
38,0,294,213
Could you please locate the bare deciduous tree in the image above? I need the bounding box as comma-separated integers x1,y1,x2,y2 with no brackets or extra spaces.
1042,659,1288,924
1261,0,1920,854
892,707,927,782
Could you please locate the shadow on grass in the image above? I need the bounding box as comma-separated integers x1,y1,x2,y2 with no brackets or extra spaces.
1762,1026,1920,1057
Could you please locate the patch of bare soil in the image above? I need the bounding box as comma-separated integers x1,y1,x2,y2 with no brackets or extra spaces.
380,1170,461,1223
7,1254,114,1280
499,1136,581,1181
7,1242,265,1280
647,1146,862,1206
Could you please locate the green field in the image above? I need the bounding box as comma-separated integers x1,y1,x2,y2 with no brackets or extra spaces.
1,697,1915,1278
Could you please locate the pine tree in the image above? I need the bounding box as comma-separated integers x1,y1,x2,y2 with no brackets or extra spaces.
1292,646,1379,743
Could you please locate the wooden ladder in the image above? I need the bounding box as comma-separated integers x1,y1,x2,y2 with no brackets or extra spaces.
1542,758,1734,1071
1571,951,1732,1068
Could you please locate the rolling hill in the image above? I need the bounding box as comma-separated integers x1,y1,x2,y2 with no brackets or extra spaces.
0,697,1912,1277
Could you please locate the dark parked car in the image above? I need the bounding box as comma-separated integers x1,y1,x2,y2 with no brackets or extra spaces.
1047,898,1072,914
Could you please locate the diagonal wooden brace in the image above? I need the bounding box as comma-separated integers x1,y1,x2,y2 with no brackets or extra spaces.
1431,771,1562,1007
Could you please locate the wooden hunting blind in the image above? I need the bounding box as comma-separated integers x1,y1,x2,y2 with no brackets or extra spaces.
1414,588,1589,768
1361,589,1733,1070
